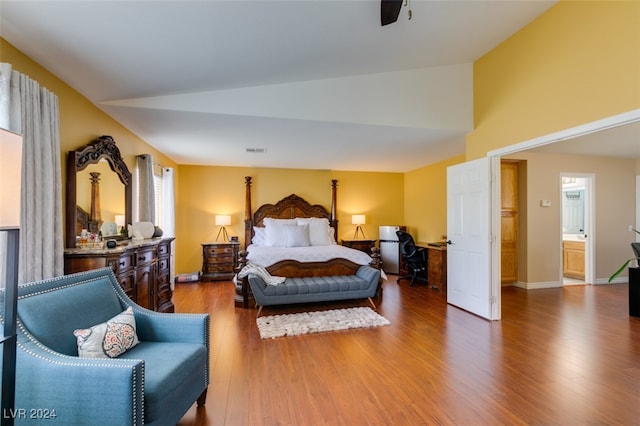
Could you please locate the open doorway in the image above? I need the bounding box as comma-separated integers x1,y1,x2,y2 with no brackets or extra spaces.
487,109,639,319
560,174,595,285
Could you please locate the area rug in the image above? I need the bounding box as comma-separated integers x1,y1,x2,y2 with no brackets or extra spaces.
256,307,390,339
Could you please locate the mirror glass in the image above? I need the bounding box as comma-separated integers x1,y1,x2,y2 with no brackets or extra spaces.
77,160,125,237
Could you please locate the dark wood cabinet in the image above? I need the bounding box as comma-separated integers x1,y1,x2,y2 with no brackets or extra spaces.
201,242,240,281
341,239,377,255
427,246,447,290
64,238,175,312
156,242,173,312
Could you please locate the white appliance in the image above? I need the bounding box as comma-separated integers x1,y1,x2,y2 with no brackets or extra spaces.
379,225,405,274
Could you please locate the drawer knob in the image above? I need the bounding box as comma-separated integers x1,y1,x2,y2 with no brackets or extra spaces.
138,256,146,262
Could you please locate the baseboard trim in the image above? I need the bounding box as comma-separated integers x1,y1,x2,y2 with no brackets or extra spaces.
595,277,627,285
512,278,627,288
513,281,562,290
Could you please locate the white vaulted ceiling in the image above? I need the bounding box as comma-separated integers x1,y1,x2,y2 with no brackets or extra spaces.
0,0,559,171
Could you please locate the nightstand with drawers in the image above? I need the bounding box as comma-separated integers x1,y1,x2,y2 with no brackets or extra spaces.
341,239,377,255
201,242,240,281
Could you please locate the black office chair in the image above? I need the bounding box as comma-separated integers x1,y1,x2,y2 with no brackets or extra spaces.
396,231,428,287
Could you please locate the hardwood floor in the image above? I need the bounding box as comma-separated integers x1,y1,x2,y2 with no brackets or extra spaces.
174,277,640,425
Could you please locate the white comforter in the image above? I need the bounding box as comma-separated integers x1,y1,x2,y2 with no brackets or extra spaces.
246,244,373,268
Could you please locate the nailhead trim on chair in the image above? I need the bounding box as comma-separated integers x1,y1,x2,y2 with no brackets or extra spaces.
18,275,106,299
137,364,144,425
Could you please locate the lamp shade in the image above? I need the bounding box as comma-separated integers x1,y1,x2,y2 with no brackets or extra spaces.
215,214,231,226
351,214,366,225
0,129,22,228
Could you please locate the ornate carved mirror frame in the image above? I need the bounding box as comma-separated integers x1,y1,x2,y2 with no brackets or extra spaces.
65,135,132,248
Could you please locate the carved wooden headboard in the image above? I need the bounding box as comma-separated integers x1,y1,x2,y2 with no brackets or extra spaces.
243,176,338,249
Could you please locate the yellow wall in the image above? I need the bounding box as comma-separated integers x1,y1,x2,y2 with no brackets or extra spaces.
404,155,465,244
468,0,640,159
175,166,403,274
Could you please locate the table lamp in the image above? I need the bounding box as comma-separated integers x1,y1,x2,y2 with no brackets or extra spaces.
352,214,366,239
215,214,231,241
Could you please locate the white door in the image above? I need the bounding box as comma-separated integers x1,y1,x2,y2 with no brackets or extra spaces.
447,157,495,319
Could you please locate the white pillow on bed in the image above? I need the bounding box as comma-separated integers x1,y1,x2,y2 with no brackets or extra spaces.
264,222,287,246
295,217,332,246
264,218,298,246
284,223,310,247
252,227,266,246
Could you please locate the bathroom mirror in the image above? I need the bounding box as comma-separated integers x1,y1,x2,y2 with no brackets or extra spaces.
65,135,132,248
562,177,586,235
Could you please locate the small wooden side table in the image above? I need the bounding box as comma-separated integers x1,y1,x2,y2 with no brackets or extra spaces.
201,242,239,281
341,239,377,255
426,245,447,291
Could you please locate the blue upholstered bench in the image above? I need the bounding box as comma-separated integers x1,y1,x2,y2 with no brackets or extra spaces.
11,267,209,425
248,265,381,315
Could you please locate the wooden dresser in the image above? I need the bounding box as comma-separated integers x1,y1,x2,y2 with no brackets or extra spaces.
64,238,175,313
201,242,240,281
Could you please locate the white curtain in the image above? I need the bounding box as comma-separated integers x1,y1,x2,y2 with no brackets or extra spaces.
162,167,176,287
135,154,155,223
0,63,20,131
161,167,175,237
0,63,63,283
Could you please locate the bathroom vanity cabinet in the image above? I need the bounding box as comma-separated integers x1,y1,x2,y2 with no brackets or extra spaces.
562,240,585,280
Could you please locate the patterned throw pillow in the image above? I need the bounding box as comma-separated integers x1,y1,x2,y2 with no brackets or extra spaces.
73,307,139,358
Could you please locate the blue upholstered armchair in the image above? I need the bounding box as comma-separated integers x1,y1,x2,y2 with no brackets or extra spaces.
10,267,209,425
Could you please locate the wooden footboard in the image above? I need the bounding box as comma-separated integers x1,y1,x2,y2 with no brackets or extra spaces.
267,258,362,277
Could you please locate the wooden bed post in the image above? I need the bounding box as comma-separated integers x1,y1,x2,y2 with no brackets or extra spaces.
235,176,253,308
244,176,252,250
331,179,338,240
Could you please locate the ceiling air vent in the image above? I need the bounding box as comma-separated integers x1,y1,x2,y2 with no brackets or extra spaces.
245,147,266,154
